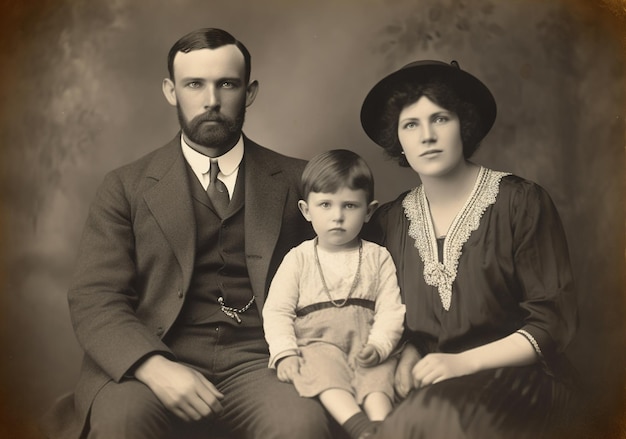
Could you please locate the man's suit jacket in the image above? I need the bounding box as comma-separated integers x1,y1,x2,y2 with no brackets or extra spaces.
42,135,312,439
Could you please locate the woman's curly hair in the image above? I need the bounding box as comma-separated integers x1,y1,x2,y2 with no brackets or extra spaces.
374,79,484,167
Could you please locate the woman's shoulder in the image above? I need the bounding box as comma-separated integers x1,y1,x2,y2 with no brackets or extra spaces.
491,170,559,217
497,171,554,201
376,189,413,216
363,191,416,245
499,172,537,188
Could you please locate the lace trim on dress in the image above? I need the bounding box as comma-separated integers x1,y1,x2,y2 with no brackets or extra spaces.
402,167,510,311
516,329,544,358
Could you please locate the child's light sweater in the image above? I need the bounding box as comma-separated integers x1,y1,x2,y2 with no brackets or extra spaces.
264,239,405,368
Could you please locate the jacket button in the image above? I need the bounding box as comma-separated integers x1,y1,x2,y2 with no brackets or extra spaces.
177,290,183,298
156,327,164,336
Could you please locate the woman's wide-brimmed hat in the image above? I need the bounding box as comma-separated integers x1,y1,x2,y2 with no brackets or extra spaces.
360,60,497,147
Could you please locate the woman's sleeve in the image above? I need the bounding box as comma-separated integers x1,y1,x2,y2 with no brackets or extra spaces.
511,182,578,364
262,249,302,368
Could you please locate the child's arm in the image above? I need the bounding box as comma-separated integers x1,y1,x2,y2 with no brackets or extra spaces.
262,249,302,369
276,355,302,383
365,247,406,362
356,344,380,367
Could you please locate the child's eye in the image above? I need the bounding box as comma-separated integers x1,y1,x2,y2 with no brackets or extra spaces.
319,202,330,208
345,203,356,209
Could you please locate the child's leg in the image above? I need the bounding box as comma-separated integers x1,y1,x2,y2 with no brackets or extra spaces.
319,389,376,439
319,388,361,423
363,391,393,421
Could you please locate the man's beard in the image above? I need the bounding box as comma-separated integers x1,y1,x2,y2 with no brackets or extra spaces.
177,105,245,149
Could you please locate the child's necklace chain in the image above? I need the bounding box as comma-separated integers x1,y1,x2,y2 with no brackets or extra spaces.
313,238,362,307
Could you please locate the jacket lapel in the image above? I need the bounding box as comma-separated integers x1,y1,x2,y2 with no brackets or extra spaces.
143,136,196,293
244,140,289,310
140,136,289,309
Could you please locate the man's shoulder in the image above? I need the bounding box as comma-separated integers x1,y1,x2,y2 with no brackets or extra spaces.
109,136,180,176
243,137,307,169
94,136,180,196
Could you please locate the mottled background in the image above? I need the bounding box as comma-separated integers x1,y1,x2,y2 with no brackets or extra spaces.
0,0,624,437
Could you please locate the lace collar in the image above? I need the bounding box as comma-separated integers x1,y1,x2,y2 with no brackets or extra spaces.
402,167,510,310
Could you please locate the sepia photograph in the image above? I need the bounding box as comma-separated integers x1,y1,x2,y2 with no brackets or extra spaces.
1,0,624,438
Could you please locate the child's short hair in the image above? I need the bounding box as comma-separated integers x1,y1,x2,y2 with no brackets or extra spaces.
301,149,375,202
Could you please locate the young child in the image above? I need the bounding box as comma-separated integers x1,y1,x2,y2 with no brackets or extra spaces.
263,149,405,439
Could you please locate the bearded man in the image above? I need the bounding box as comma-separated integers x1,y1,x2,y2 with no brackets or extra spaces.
41,28,333,439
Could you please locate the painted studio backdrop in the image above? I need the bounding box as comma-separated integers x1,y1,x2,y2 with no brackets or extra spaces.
0,0,624,437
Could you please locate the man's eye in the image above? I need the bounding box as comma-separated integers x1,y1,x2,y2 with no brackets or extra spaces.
221,81,235,89
187,82,201,89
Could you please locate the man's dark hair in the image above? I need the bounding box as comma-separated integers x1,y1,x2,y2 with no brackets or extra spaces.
167,28,252,83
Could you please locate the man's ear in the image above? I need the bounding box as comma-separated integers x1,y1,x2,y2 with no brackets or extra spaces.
364,200,379,222
298,200,311,222
162,78,177,106
245,80,259,107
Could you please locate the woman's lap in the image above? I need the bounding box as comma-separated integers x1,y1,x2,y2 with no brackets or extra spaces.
375,364,576,439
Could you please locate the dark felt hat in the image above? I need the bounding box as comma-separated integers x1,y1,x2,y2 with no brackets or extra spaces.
360,60,497,147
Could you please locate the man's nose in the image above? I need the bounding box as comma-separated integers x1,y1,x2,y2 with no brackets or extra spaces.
203,86,220,110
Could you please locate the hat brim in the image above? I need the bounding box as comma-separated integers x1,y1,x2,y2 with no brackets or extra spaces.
360,60,497,147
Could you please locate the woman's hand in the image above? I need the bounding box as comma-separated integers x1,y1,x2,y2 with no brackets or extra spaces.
276,355,302,383
411,352,475,388
410,332,538,388
394,344,421,399
356,344,380,367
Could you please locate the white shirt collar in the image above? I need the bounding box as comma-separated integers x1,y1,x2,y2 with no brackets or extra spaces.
180,135,244,177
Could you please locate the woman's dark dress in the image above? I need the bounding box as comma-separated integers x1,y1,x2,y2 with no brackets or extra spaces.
367,168,579,439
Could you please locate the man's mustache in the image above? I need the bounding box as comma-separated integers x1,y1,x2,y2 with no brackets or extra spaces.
192,110,226,124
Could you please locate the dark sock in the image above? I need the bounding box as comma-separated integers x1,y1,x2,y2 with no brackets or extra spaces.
356,420,382,439
364,421,382,436
343,412,373,439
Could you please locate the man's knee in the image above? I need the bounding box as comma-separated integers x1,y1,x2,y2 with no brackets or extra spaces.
238,384,334,439
88,380,174,439
222,368,336,439
257,397,333,439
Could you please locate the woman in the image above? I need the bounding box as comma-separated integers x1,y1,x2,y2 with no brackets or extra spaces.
360,60,580,438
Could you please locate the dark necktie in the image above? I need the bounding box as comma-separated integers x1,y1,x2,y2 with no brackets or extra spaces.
207,159,230,217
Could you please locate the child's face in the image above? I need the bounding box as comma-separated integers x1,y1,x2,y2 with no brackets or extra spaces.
298,187,378,251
